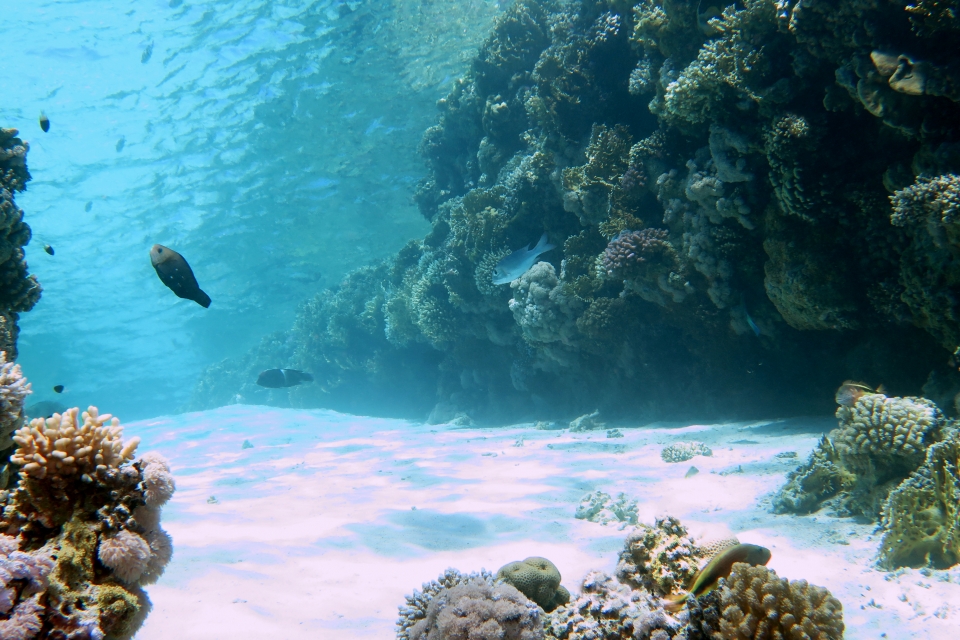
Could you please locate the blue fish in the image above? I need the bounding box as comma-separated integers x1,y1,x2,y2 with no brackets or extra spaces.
492,233,555,285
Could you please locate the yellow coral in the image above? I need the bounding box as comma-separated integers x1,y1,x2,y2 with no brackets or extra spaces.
9,406,140,479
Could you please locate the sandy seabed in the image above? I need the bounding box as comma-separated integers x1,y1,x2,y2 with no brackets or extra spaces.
127,405,960,639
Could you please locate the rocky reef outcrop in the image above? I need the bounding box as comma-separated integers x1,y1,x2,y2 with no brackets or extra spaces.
196,0,960,424
0,129,41,362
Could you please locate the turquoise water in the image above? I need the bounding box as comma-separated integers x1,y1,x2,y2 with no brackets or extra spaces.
1,0,500,420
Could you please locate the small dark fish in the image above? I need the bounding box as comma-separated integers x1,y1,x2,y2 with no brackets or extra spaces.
116,136,126,152
53,385,64,393
141,43,153,64
44,244,54,255
150,244,211,308
84,201,93,212
835,380,885,407
665,543,771,612
256,369,314,388
39,112,50,132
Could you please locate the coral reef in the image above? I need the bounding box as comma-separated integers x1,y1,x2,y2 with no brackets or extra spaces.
660,441,713,463
199,0,957,426
575,490,639,528
714,563,844,640
407,577,544,640
878,430,960,569
0,129,41,363
497,557,570,612
0,403,174,639
775,392,945,518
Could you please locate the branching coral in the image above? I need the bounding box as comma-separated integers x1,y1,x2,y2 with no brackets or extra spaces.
10,407,140,479
715,563,844,639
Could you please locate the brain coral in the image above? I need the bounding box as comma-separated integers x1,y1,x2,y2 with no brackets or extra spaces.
878,431,960,569
408,577,544,640
715,562,844,640
497,556,569,612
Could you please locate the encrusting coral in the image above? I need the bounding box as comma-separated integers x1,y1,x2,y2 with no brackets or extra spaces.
0,400,175,639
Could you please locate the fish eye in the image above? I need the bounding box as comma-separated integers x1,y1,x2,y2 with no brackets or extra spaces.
157,248,163,253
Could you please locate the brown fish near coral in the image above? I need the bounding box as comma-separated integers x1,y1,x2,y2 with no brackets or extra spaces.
150,244,211,308
835,380,885,407
664,542,771,612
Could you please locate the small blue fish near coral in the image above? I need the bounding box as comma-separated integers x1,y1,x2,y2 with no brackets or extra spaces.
256,369,314,388
492,232,555,285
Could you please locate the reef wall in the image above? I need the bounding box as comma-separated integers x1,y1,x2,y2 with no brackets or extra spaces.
195,0,960,424
0,129,41,361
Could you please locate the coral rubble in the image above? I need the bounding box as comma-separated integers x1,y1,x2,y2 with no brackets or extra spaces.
661,441,713,463
575,490,639,528
0,405,174,639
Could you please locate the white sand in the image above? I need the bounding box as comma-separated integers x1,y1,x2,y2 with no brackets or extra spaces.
128,405,960,639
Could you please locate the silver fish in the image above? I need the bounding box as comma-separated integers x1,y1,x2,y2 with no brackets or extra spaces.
492,232,555,285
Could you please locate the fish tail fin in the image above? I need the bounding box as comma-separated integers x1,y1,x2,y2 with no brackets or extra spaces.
196,290,212,308
535,232,555,253
663,593,688,613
